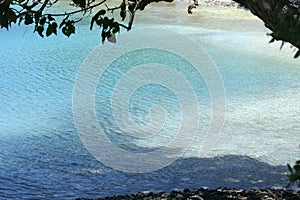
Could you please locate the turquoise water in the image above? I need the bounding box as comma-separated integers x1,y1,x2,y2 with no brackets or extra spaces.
1,4,300,199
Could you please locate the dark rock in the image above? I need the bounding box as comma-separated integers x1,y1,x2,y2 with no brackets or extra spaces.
183,188,191,193
76,188,300,200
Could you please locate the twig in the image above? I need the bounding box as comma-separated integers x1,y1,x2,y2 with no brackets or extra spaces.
42,0,107,17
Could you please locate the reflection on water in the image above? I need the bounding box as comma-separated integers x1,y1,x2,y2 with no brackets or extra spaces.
0,2,299,199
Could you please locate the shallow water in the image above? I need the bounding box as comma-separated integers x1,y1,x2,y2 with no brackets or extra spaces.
0,2,299,199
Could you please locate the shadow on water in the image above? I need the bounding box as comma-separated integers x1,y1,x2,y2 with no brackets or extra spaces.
0,134,288,199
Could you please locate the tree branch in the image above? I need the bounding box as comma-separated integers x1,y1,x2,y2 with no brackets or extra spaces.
232,0,300,50
43,0,107,17
38,0,50,13
135,0,174,10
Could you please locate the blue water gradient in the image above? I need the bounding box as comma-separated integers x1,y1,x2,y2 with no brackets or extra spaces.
0,15,299,199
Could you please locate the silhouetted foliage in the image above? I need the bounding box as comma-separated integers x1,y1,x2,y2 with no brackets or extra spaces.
287,159,300,187
0,0,143,42
234,0,300,58
1,0,300,56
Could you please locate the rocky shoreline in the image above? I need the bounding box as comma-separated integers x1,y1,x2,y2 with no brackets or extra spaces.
197,0,241,7
77,188,300,200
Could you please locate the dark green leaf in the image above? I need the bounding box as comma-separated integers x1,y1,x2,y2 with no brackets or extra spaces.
18,16,23,26
46,27,52,37
90,18,95,30
294,50,300,58
128,3,136,13
101,30,106,43
0,17,9,29
121,1,126,11
62,27,67,36
269,37,275,43
102,17,109,30
72,0,86,8
6,8,17,24
39,16,46,25
112,27,119,34
0,4,8,29
96,18,103,27
120,10,126,21
62,23,75,37
112,22,120,33
108,17,114,24
289,174,297,182
46,22,57,37
288,164,293,173
294,165,300,171
98,9,106,16
280,41,285,50
34,12,41,24
36,26,44,37
24,13,34,25
105,31,111,38
90,10,107,30
120,1,126,20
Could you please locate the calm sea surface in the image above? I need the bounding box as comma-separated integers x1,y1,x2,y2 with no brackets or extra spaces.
0,2,299,199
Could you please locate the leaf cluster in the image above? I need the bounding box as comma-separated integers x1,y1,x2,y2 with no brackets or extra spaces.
287,160,300,188
90,9,120,43
269,8,300,58
0,0,17,29
0,0,136,42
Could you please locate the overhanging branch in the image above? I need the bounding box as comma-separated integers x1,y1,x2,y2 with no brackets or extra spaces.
232,0,300,50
